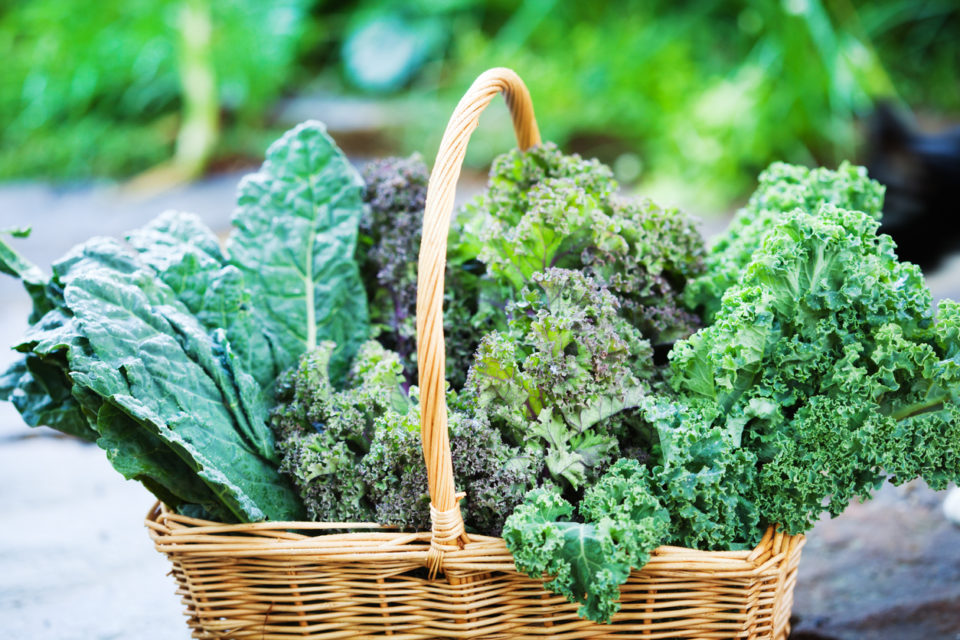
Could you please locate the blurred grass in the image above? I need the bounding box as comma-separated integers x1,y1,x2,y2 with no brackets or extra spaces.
0,0,956,210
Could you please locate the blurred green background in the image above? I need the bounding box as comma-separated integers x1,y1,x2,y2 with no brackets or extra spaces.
1,0,957,211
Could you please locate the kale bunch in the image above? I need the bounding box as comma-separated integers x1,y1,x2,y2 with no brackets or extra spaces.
461,142,706,346
670,204,960,533
271,341,538,534
684,161,885,321
358,155,428,382
503,395,759,624
465,268,654,493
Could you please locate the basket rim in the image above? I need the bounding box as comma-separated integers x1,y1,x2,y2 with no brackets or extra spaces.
146,501,805,578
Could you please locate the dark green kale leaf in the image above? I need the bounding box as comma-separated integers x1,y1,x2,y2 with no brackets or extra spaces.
227,121,369,384
639,395,761,550
684,161,885,321
504,459,670,623
127,211,277,393
55,239,302,522
466,268,653,492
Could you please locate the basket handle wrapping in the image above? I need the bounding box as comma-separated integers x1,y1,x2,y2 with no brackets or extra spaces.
417,68,540,573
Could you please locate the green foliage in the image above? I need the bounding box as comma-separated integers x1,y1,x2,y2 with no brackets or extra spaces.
0,237,303,522
272,342,538,534
0,120,376,522
272,341,408,522
387,0,925,208
639,395,761,550
462,142,705,345
503,459,670,623
466,268,653,492
228,121,370,383
0,0,309,179
685,161,886,321
670,203,960,533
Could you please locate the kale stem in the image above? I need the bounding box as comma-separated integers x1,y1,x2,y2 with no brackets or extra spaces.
892,392,947,421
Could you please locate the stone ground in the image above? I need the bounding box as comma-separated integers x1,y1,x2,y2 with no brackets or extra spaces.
1,174,959,639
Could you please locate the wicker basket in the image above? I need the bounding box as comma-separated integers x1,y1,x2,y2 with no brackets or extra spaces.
147,67,805,639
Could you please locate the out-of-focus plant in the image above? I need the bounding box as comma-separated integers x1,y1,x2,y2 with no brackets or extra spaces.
0,0,309,180
343,0,954,211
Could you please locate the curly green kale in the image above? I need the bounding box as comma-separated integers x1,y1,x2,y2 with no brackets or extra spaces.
670,203,960,533
271,340,409,522
272,341,538,534
461,142,706,345
361,405,542,534
503,459,670,623
639,395,761,550
466,268,654,492
684,161,885,322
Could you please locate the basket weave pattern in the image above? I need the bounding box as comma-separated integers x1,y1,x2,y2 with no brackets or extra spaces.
147,68,805,639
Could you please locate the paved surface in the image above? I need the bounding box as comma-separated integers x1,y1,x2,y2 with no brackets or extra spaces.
1,175,959,639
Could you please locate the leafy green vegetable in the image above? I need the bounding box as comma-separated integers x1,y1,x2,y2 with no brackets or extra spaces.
466,268,653,492
0,120,386,523
671,203,960,533
272,341,539,534
228,121,369,384
504,459,669,623
684,161,885,321
127,210,275,391
462,142,706,346
55,239,301,521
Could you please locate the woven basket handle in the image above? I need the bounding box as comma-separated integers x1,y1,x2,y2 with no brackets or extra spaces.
417,68,540,562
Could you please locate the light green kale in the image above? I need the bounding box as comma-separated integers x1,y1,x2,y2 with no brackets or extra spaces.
461,142,705,345
685,161,886,322
670,203,960,533
503,459,670,624
466,268,653,492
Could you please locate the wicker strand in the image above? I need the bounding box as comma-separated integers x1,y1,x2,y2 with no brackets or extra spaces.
417,67,541,562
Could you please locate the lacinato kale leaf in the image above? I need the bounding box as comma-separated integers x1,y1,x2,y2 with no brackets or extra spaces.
127,211,277,393
227,121,369,384
54,239,302,521
0,120,381,523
